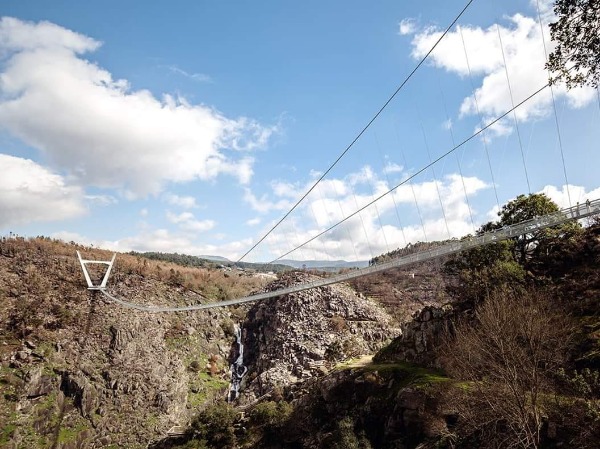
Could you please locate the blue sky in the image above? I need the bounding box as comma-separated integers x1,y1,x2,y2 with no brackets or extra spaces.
1,0,599,262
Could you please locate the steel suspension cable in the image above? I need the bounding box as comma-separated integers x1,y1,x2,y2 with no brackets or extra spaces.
419,119,452,239
496,23,531,194
366,167,391,254
99,199,600,312
437,73,476,234
268,83,550,263
393,126,429,243
375,131,408,247
535,0,572,207
236,0,477,263
459,26,501,212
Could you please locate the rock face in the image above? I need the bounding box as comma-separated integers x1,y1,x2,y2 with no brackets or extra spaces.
280,367,449,449
0,238,257,449
240,272,401,400
374,304,465,368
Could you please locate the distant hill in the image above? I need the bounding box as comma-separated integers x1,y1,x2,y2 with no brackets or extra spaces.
134,251,293,272
134,251,368,272
198,255,231,262
278,259,369,270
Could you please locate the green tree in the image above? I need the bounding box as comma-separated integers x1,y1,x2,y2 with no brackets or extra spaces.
444,237,526,303
444,193,580,301
547,0,600,88
497,193,580,265
190,402,237,449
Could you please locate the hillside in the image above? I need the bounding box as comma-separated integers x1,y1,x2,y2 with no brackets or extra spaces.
132,252,293,273
0,237,430,448
3,210,600,448
152,211,600,448
0,237,271,448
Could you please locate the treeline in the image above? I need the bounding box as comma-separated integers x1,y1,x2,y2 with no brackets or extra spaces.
132,251,293,273
369,239,455,266
133,251,212,268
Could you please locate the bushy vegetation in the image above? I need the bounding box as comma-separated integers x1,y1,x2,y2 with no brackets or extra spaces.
436,193,600,447
175,400,294,449
189,402,237,448
326,416,372,449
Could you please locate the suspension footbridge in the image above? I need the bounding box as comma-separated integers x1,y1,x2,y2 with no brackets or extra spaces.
77,0,600,312
79,199,600,312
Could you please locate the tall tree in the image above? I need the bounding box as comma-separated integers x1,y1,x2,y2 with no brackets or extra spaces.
497,193,580,265
546,0,600,88
441,290,573,448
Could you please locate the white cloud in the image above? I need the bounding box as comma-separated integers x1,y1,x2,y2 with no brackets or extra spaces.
409,13,596,135
52,166,493,262
243,188,293,214
541,184,600,209
53,228,253,261
382,162,404,174
0,154,85,228
532,0,555,21
164,193,198,209
0,17,276,197
398,18,418,36
246,166,489,261
85,194,117,206
166,211,215,232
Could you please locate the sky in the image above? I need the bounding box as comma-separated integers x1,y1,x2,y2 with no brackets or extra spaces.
1,0,599,263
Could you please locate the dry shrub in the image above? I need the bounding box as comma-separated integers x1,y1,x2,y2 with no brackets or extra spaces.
330,315,347,332
440,289,574,448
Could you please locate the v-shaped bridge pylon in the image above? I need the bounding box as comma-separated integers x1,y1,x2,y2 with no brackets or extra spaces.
76,250,116,290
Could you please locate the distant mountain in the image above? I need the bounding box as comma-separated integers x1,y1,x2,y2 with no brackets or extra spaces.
198,255,231,262
278,259,369,270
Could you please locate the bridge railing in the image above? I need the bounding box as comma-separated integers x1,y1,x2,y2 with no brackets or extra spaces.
95,199,600,312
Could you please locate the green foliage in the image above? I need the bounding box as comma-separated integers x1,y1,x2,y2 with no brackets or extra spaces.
327,417,372,449
369,240,451,265
190,402,237,449
497,193,580,265
134,252,212,268
497,193,559,225
176,440,209,449
249,401,293,429
547,0,600,88
0,422,16,445
444,239,525,302
444,193,580,302
57,424,87,443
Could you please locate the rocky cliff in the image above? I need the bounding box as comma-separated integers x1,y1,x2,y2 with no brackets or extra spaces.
239,272,401,402
0,237,267,448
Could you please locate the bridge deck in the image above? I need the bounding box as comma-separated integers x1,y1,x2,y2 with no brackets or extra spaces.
97,199,600,312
